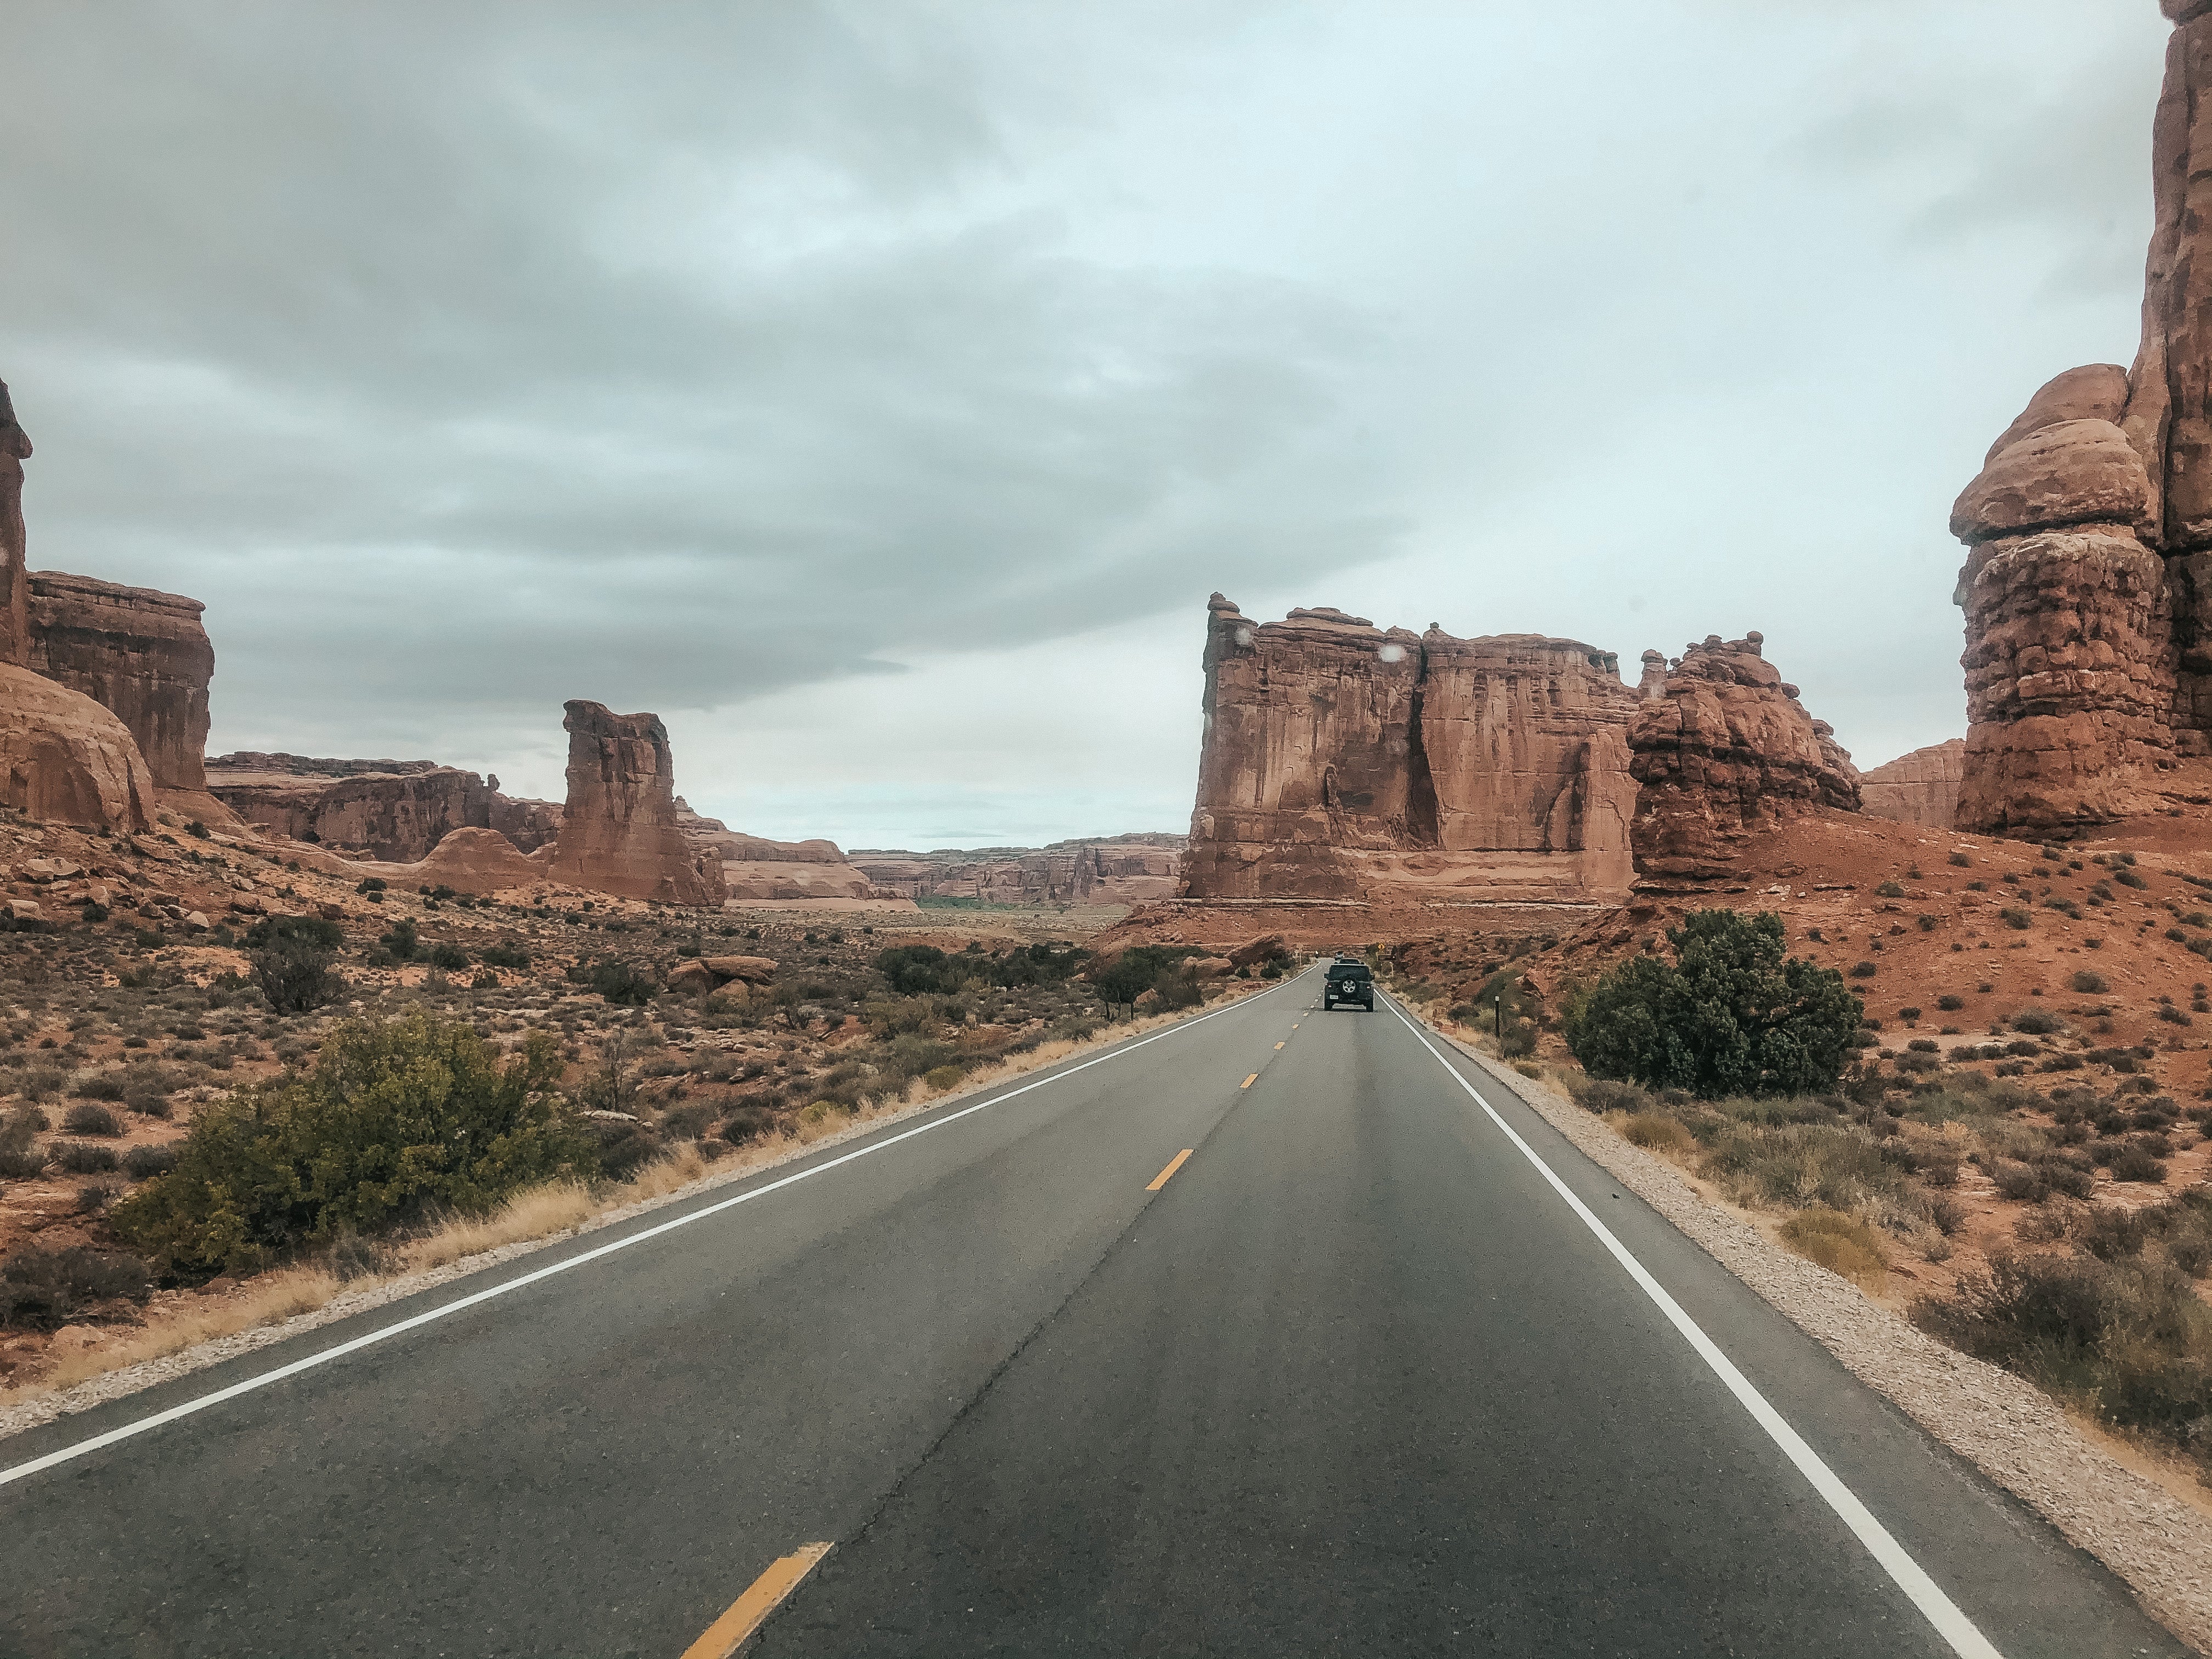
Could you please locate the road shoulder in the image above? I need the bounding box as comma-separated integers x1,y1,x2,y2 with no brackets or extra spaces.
1417,1017,2212,1655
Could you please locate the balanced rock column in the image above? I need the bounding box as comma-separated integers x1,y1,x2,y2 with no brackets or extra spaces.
1950,391,2173,832
543,701,724,906
1628,633,1860,884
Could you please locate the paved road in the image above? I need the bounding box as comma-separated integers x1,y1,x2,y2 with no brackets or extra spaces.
0,965,2186,1657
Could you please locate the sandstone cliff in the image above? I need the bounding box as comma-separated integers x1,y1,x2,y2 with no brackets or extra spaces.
542,702,723,906
206,757,498,863
1182,596,1639,903
1860,738,1967,830
27,572,213,796
849,833,1183,906
1950,3,2212,832
206,753,564,862
1628,633,1861,885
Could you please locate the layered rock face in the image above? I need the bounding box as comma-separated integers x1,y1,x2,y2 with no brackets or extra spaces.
543,702,724,906
1860,738,1967,828
206,753,564,862
206,757,498,863
1182,596,1640,902
1951,4,2212,831
1628,633,1861,884
27,572,213,793
849,833,1183,906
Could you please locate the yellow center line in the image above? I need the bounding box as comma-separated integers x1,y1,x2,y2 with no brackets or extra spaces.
1273,1041,1284,1050
1147,1148,1194,1190
682,1543,833,1659
1240,1072,1259,1088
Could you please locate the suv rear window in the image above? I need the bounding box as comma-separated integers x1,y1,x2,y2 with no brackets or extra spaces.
1332,963,1370,981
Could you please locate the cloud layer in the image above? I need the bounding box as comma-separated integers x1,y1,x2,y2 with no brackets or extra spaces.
0,1,2177,839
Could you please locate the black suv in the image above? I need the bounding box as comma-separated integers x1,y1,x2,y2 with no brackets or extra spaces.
1323,958,1374,1012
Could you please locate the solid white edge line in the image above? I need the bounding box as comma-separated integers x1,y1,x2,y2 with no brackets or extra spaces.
0,978,1291,1492
1381,995,2005,1659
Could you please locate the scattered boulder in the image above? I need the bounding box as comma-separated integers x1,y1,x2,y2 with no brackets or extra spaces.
1228,934,1288,969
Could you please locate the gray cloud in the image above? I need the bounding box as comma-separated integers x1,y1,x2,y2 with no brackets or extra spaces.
0,1,2182,837
1,1,1395,767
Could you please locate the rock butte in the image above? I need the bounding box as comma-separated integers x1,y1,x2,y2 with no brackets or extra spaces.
1949,1,2212,833
1182,596,1643,902
1860,739,1966,830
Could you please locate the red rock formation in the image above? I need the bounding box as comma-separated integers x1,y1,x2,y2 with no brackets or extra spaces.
1860,739,1967,829
27,572,213,797
543,702,723,906
204,754,562,862
1182,596,1640,902
1628,633,1861,884
0,383,29,669
487,780,561,853
206,757,498,862
848,833,1183,906
0,662,157,833
1953,4,2212,831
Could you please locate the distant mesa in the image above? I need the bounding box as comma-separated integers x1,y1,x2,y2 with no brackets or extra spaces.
847,833,1183,907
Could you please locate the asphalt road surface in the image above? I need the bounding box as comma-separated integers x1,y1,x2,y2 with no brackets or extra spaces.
0,964,2188,1658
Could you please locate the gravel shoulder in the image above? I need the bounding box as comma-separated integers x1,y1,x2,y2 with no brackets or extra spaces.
1435,1025,2212,1654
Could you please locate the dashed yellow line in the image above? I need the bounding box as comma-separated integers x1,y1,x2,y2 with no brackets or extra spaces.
1240,1073,1259,1088
1273,1042,1284,1050
682,1543,833,1658
1147,1149,1195,1190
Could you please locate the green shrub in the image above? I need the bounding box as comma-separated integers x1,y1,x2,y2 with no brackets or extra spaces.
2116,868,2148,889
582,960,654,1006
0,1110,47,1178
108,1013,592,1274
2000,907,2032,930
2070,970,2109,994
477,942,530,970
1937,995,1965,1012
1875,880,1906,898
1848,961,1876,978
61,1101,122,1137
248,914,346,1015
426,943,470,972
380,917,419,961
1565,911,1861,1098
53,1141,119,1173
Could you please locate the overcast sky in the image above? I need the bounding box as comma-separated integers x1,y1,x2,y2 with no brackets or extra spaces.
0,1,2172,849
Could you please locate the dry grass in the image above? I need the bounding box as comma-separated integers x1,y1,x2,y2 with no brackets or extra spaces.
35,1266,340,1394
401,1182,599,1273
1779,1208,1888,1292
1616,1111,1695,1154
